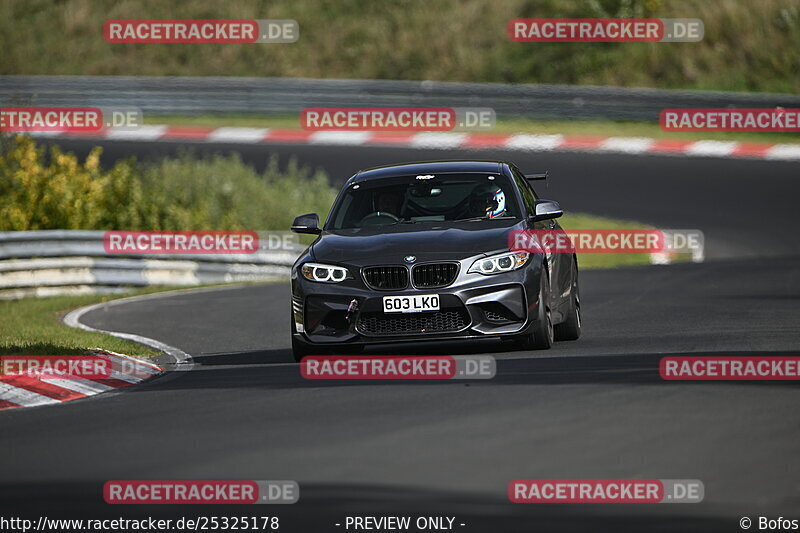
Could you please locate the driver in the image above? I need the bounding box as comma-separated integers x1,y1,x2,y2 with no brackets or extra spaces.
358,190,404,226
469,183,507,218
375,191,403,218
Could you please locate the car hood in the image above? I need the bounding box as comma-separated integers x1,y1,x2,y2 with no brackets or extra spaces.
311,220,524,266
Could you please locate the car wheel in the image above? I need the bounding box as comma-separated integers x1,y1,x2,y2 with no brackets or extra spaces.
554,261,581,341
514,270,553,351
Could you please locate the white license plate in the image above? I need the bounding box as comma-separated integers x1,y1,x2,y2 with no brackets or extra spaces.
383,294,440,313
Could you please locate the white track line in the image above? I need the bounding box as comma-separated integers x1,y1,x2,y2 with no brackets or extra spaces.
207,127,270,143
410,132,467,149
685,140,738,157
63,303,193,372
104,125,168,141
766,144,800,160
62,288,249,372
309,131,371,145
599,137,655,154
504,134,564,151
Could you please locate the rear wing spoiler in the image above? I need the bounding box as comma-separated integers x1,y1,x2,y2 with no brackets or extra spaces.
525,172,548,181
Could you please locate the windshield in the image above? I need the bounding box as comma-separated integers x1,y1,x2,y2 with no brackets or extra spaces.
328,173,521,230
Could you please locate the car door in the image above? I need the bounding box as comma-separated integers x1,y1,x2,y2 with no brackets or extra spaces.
509,166,570,316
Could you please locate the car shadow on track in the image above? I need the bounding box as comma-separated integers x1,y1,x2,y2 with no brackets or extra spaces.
192,348,292,366
193,336,518,366
146,350,800,392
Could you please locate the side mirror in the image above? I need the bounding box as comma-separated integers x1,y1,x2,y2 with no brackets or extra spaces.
291,213,321,234
532,200,563,221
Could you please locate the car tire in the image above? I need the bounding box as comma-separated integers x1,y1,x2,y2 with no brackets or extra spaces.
514,269,553,351
554,260,581,341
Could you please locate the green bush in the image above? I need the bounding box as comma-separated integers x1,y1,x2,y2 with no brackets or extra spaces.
0,135,337,231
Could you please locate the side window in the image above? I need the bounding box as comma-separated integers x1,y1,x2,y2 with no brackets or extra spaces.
510,167,538,215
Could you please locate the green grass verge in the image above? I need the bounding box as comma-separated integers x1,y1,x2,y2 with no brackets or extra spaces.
147,115,800,145
0,287,181,358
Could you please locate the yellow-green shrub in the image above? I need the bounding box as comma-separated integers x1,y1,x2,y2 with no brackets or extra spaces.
0,135,337,231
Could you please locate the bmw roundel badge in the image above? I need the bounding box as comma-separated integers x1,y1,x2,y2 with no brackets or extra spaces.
404,255,416,263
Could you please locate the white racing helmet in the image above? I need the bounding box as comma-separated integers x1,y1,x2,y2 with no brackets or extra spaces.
470,183,507,218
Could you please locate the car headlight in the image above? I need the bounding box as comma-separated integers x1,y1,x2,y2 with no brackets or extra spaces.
300,262,351,283
468,251,529,275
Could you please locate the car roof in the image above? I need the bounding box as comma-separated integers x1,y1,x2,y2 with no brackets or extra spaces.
353,160,509,182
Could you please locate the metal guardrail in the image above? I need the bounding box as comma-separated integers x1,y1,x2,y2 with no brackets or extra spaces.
2,75,799,122
0,229,701,299
0,230,303,300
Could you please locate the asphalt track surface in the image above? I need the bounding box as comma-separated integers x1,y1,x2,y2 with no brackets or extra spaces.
2,139,799,532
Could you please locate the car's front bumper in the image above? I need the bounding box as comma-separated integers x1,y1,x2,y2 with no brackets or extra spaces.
291,262,544,348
